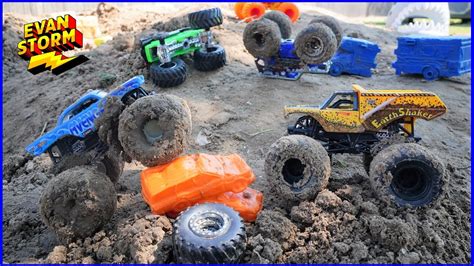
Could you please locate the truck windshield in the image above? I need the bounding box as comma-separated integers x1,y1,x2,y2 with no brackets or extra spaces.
63,98,98,122
321,92,355,110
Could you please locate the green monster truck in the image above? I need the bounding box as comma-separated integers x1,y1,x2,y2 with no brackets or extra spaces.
140,8,226,87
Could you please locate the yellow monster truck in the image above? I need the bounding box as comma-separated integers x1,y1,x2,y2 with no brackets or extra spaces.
265,85,448,207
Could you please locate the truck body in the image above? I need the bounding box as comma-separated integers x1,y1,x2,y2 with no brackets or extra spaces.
285,85,447,154
25,76,148,162
256,37,380,80
392,35,471,80
141,28,208,64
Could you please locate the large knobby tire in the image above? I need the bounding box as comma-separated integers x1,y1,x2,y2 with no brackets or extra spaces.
150,59,187,88
193,45,226,71
264,135,331,202
369,143,445,207
262,11,292,39
294,23,337,64
173,203,247,263
40,166,117,244
118,95,192,167
188,8,223,29
243,18,281,58
309,16,343,47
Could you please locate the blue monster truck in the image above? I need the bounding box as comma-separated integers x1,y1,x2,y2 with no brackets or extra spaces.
27,75,193,243
392,35,471,80
243,13,343,80
26,76,148,168
252,36,380,80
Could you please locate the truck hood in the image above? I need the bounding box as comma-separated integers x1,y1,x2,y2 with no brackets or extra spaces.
284,104,320,118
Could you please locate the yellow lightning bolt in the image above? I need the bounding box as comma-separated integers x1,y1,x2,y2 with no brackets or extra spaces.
28,52,77,71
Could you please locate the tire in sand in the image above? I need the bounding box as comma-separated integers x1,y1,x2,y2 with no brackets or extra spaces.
118,95,192,167
369,143,445,207
262,11,292,39
40,166,116,244
309,16,343,47
243,18,281,58
294,23,337,64
264,135,331,202
98,150,124,183
173,203,246,263
150,58,187,88
188,8,223,29
193,45,226,71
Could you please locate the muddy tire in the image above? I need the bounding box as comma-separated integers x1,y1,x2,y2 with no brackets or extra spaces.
294,23,337,64
309,16,343,47
243,18,281,58
173,203,246,263
264,135,331,202
193,45,226,71
40,166,116,244
262,11,292,39
369,143,445,207
188,8,223,29
118,95,192,167
150,59,187,88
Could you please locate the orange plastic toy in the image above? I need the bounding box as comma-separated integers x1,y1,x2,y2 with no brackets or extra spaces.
234,2,300,22
141,153,256,216
166,187,263,222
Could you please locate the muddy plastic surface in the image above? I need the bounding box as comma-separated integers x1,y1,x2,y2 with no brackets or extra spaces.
2,3,471,263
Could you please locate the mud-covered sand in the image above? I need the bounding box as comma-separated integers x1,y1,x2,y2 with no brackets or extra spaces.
2,3,471,263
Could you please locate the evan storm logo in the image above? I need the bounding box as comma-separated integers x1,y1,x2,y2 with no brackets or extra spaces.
17,14,89,75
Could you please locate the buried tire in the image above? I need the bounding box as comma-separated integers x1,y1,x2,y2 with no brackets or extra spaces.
264,135,331,202
118,95,192,167
150,59,187,88
173,203,246,263
193,45,226,71
294,22,337,64
262,11,292,39
243,18,281,58
40,166,116,244
369,143,446,207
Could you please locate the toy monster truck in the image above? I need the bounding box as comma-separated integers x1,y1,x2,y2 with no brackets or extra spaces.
265,85,448,207
26,75,192,243
243,12,343,80
140,8,226,87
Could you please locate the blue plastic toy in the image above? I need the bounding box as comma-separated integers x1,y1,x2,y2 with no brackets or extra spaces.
255,37,380,80
392,35,471,81
25,75,149,162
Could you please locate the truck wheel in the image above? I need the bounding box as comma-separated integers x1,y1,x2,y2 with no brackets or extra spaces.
243,18,281,58
264,135,331,202
188,8,223,29
118,95,192,167
422,66,440,81
150,58,187,88
329,62,344,76
294,23,337,64
173,203,246,263
309,16,343,47
369,143,445,207
40,166,116,244
262,11,292,39
193,45,226,71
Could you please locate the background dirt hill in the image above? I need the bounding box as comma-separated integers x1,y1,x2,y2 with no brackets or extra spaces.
2,3,471,263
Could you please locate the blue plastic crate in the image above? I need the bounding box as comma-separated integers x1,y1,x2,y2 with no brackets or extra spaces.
392,35,471,80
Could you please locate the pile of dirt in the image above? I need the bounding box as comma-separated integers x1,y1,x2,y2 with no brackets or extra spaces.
2,3,471,264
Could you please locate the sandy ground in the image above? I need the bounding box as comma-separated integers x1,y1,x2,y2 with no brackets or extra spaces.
2,3,471,264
